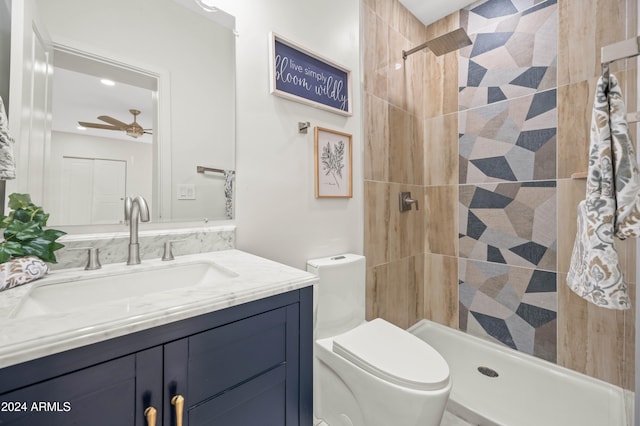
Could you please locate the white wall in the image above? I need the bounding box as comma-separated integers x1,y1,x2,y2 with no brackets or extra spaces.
216,0,363,269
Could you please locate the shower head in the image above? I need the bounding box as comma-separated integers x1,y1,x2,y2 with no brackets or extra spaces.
402,27,472,60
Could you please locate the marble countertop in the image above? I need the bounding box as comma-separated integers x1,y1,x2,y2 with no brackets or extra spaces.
0,249,317,369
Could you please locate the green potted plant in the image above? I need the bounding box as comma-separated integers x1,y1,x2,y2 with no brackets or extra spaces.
0,193,66,264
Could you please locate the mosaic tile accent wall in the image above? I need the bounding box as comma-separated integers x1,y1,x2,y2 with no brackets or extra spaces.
459,90,557,183
458,0,558,360
459,0,558,110
459,181,557,270
459,258,557,361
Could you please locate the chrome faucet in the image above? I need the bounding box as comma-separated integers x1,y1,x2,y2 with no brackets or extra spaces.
124,195,150,265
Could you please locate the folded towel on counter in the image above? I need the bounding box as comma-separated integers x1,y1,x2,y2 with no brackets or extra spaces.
0,257,48,292
0,96,16,180
567,74,631,310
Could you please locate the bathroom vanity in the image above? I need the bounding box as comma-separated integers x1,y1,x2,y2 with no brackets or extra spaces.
0,250,316,426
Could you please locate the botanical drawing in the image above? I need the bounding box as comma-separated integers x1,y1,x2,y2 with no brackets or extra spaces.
321,140,345,189
314,127,352,198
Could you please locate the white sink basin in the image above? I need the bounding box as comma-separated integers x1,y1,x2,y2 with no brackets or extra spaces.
10,260,238,319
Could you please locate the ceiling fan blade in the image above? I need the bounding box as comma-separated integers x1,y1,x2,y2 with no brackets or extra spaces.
78,121,122,131
98,115,128,129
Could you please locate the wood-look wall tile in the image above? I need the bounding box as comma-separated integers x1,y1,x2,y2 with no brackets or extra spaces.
557,178,586,273
623,282,635,391
389,105,424,185
412,115,425,181
364,0,392,24
424,253,459,328
388,28,410,112
364,93,389,181
406,49,427,119
614,237,636,288
363,6,389,100
394,1,426,45
388,182,425,261
557,79,594,179
425,113,458,186
558,0,628,86
365,181,424,267
425,185,458,256
424,51,459,118
364,180,390,268
424,12,460,118
366,255,424,329
558,272,630,389
557,273,589,373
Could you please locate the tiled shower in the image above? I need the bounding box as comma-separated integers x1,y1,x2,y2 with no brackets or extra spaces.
364,0,636,390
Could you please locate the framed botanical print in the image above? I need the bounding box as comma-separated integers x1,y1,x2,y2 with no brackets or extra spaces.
314,127,352,198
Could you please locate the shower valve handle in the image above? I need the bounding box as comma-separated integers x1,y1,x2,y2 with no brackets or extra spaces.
399,192,419,212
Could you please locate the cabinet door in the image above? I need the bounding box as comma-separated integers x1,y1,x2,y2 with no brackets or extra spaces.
0,355,136,426
163,305,301,426
188,364,287,426
0,348,164,426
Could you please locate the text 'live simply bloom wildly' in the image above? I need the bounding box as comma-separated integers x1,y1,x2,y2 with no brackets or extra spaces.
273,39,349,113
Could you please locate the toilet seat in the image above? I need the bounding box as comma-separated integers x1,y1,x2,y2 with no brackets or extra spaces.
332,318,450,391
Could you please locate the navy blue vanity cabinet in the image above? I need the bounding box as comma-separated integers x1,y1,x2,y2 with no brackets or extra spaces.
0,287,313,426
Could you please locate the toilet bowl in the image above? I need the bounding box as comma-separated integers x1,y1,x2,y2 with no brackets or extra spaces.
307,254,451,426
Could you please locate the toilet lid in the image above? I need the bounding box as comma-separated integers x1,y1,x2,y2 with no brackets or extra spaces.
332,318,450,391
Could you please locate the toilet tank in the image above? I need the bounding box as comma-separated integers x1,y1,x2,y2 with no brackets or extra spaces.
307,254,366,339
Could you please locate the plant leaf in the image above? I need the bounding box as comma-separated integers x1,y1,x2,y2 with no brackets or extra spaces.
1,193,66,264
0,241,25,262
5,221,41,241
7,193,32,211
42,228,67,241
21,238,58,263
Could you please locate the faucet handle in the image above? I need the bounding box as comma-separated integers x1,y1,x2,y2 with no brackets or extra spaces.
162,239,187,261
69,247,102,270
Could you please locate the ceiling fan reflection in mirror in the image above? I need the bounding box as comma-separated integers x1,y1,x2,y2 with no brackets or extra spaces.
78,109,152,139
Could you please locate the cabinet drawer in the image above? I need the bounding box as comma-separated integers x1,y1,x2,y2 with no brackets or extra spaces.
0,355,136,426
188,364,286,426
187,307,287,403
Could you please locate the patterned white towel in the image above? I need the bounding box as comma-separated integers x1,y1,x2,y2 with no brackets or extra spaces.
0,257,48,292
608,74,640,238
567,74,630,310
0,96,16,180
224,169,235,219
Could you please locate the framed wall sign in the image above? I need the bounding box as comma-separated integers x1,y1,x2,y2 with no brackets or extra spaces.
269,32,352,116
314,127,352,198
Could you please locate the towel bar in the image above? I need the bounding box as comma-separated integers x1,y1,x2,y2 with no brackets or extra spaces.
196,166,225,174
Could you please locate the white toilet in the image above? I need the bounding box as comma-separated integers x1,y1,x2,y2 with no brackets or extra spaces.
307,254,451,426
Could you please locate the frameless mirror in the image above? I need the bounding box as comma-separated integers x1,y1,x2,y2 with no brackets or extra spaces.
8,0,236,227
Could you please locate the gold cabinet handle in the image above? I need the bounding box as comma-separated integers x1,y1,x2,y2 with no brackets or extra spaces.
171,395,184,426
144,407,157,426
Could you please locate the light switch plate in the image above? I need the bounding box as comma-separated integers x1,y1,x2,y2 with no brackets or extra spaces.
177,184,196,200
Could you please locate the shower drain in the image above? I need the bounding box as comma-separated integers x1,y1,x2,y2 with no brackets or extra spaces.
477,366,499,378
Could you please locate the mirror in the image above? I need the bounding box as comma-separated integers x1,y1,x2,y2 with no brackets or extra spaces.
8,0,236,227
